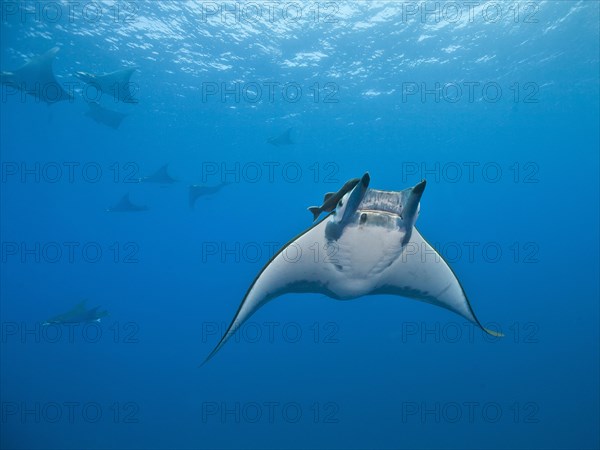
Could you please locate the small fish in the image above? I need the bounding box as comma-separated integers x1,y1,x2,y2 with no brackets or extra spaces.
307,177,360,221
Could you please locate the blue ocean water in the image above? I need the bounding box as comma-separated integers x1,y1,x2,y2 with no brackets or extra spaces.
1,1,599,449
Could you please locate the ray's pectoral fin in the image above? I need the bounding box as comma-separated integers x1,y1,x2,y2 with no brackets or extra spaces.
379,227,502,337
202,216,336,365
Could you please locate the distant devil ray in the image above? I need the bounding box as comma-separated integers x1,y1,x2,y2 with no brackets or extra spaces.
75,67,139,103
0,47,73,104
267,128,294,146
106,193,148,212
189,182,230,208
140,164,178,184
85,101,128,129
43,300,108,325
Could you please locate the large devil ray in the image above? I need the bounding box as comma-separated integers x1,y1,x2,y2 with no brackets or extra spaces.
204,173,501,363
1,47,73,104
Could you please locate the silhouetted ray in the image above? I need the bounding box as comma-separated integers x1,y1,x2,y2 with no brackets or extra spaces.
106,193,148,212
267,128,294,146
140,164,178,184
85,101,128,129
189,182,230,208
43,300,108,325
75,67,138,103
1,47,73,104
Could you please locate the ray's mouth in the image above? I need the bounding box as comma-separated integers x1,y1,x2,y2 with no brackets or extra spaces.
358,208,402,218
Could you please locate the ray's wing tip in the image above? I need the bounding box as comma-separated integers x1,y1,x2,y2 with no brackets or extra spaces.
199,347,219,367
483,327,504,338
198,358,210,369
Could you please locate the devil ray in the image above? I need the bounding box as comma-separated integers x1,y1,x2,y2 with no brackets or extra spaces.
204,173,501,363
